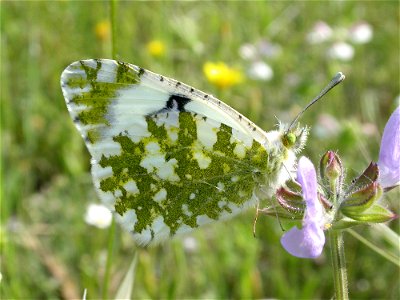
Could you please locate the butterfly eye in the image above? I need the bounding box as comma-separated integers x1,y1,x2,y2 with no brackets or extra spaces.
282,132,296,148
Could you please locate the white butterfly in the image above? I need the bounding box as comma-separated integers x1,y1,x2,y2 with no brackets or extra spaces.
61,59,307,245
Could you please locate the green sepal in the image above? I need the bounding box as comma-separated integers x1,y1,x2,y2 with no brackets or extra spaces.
347,162,379,194
276,187,305,214
319,192,333,210
258,206,304,220
342,204,396,223
330,217,366,230
285,179,302,193
340,182,382,216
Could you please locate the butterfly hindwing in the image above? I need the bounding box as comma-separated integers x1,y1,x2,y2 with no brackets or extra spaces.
61,59,300,245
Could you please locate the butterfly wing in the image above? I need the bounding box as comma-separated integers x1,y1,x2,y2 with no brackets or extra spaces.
61,59,288,245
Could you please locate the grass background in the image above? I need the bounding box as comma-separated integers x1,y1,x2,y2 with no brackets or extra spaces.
1,1,399,299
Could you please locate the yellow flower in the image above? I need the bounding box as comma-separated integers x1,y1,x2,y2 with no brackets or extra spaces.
95,20,110,42
203,62,243,89
146,40,166,57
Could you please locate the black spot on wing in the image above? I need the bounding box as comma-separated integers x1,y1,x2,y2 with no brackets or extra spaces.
166,94,192,111
149,94,192,116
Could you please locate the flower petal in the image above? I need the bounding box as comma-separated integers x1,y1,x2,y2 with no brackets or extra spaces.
281,157,326,258
85,203,113,229
281,223,325,258
297,157,322,219
378,106,400,188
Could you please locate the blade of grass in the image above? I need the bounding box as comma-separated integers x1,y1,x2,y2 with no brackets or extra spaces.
114,252,138,299
347,228,400,267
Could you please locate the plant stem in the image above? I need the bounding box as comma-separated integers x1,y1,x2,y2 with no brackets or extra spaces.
110,0,117,59
328,229,349,300
102,219,116,299
102,2,118,298
329,176,348,300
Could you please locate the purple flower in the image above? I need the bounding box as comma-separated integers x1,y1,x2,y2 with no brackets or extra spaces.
281,157,326,258
378,106,400,189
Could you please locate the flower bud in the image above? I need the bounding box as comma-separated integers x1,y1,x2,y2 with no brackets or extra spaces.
320,151,343,182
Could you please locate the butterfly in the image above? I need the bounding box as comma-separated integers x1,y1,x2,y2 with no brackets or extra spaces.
61,59,308,245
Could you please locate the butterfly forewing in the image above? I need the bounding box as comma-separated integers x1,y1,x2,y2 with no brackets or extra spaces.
61,59,295,245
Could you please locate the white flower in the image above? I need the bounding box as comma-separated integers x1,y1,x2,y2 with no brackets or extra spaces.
183,236,198,252
328,42,354,61
348,22,373,44
84,204,112,229
307,21,333,44
247,61,273,81
239,43,258,60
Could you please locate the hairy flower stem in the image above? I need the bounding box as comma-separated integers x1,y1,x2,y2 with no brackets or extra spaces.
329,230,349,300
329,179,348,300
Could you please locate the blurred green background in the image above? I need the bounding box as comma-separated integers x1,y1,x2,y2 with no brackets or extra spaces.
1,1,399,299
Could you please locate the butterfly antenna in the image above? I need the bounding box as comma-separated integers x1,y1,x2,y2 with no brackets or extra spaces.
288,72,345,131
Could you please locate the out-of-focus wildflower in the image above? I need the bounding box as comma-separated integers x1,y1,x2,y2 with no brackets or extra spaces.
203,62,243,89
239,40,281,60
85,203,112,229
95,20,110,42
377,106,400,189
247,61,273,81
281,157,327,258
183,236,198,253
239,43,258,60
314,113,341,139
238,40,278,83
307,21,333,44
146,40,166,57
258,40,282,58
348,22,373,44
328,42,354,61
307,21,373,62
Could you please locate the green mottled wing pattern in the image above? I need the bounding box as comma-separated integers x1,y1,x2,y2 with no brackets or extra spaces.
61,59,298,245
